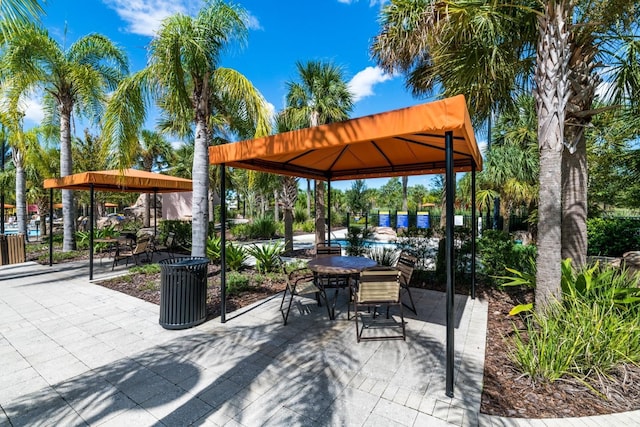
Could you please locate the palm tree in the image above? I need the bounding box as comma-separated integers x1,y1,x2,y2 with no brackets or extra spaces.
135,130,174,227
0,0,44,38
371,0,639,309
104,0,271,257
280,60,353,244
1,24,129,251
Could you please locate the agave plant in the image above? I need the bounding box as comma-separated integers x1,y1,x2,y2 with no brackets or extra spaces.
247,242,284,273
225,242,248,271
206,235,222,262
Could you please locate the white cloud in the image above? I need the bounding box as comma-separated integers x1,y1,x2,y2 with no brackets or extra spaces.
244,12,262,31
348,66,393,102
20,96,45,125
102,0,200,37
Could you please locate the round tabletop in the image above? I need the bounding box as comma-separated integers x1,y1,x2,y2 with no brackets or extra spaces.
307,255,378,275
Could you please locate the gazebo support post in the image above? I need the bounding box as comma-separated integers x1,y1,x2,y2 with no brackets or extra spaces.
89,184,94,281
49,188,53,266
471,163,477,300
327,180,331,245
445,130,455,398
220,164,227,323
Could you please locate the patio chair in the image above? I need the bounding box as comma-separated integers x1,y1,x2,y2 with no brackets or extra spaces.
315,242,342,257
314,242,348,291
277,257,323,325
112,236,151,271
396,251,418,315
152,232,176,260
353,266,405,342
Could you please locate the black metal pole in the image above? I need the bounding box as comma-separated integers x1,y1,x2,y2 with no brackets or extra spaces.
220,164,227,323
471,164,477,300
89,184,94,281
445,130,455,398
49,188,53,266
327,180,331,245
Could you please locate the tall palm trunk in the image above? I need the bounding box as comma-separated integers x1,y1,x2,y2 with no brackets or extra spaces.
402,176,408,210
562,45,597,268
282,176,298,252
13,149,27,238
534,0,571,310
191,117,210,257
143,193,151,228
315,181,325,244
306,179,311,218
60,103,76,251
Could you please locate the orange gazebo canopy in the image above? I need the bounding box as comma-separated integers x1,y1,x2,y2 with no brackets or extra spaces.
208,95,482,180
44,168,192,193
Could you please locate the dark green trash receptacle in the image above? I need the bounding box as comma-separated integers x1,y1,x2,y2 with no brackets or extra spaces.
159,257,209,329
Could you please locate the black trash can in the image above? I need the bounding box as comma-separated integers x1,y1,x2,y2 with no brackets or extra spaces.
159,257,209,329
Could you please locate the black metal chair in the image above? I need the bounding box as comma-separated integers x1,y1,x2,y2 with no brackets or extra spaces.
396,252,418,315
277,257,323,325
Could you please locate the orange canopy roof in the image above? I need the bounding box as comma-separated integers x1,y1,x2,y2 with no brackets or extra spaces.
43,169,192,193
209,95,482,180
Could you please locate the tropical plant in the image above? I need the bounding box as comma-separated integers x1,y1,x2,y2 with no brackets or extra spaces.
510,260,640,385
0,0,44,38
247,242,284,273
280,60,353,245
206,235,222,263
368,247,398,267
225,242,248,271
103,0,272,258
0,23,129,251
345,226,372,257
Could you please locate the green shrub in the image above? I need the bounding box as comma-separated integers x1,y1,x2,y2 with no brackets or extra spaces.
478,229,537,286
225,271,253,295
587,217,640,257
230,223,251,240
130,263,161,274
294,220,315,233
160,220,192,249
435,227,473,283
510,260,640,384
247,242,284,273
294,206,308,223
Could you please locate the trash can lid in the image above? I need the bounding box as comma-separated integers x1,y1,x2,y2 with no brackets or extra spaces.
160,257,209,267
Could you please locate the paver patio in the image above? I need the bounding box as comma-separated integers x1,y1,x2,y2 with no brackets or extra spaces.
1,261,638,426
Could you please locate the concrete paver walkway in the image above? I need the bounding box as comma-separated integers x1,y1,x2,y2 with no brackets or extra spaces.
1,261,638,426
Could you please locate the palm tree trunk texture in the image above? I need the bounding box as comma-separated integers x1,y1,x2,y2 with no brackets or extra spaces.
315,180,325,244
143,193,151,228
306,179,311,218
561,43,597,268
562,135,587,268
402,176,408,211
191,119,210,257
14,152,27,238
534,0,570,310
60,107,76,251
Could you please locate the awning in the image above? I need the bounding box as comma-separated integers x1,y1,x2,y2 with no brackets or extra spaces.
209,95,482,179
44,168,192,193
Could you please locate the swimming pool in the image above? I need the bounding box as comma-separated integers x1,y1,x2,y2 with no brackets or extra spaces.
2,227,40,237
330,238,398,249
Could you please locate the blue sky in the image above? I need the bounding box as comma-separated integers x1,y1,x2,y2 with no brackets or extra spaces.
25,0,444,190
